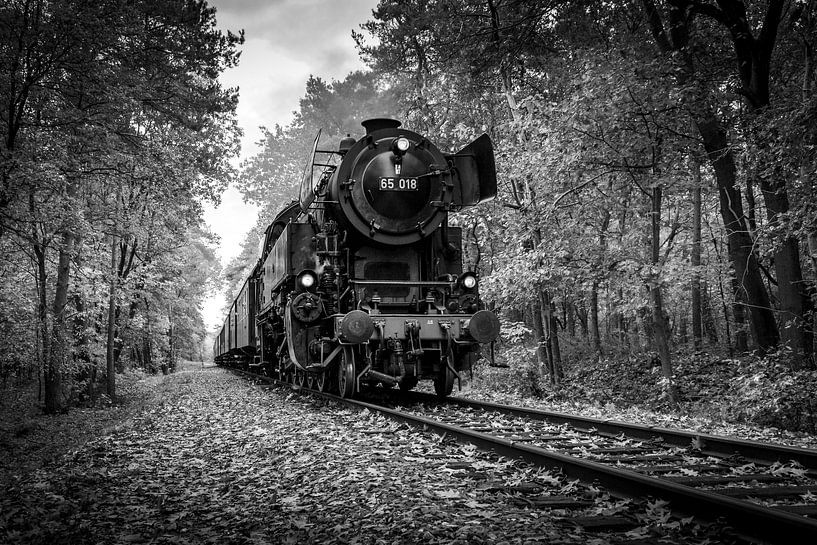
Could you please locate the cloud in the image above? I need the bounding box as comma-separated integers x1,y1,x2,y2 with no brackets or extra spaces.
211,0,376,155
216,0,372,44
212,0,374,59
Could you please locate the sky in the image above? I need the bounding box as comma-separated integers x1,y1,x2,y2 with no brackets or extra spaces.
202,0,379,331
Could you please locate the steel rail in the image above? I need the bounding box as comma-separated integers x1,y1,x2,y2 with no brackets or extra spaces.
404,391,817,469
231,369,817,543
344,396,817,544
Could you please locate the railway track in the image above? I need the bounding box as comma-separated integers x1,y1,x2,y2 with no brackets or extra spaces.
232,368,817,543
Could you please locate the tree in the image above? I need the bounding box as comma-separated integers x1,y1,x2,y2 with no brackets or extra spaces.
0,0,242,411
640,0,814,365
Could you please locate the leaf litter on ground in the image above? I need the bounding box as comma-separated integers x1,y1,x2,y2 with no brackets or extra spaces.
1,362,748,544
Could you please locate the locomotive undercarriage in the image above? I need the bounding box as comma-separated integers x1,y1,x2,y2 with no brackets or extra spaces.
254,281,483,398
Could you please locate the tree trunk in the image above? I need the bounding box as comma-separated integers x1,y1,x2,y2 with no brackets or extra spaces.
614,288,628,346
29,189,60,414
113,305,125,373
545,292,563,383
805,48,817,303
486,0,521,125
760,185,814,367
165,312,174,374
577,300,588,338
694,114,779,350
144,296,153,372
701,281,719,344
648,186,676,405
45,231,74,413
651,285,674,396
707,221,736,353
589,282,601,355
731,276,749,353
745,177,757,235
106,235,118,400
565,299,576,337
540,292,554,382
809,235,817,292
691,160,703,350
639,306,653,349
532,298,547,379
33,237,53,413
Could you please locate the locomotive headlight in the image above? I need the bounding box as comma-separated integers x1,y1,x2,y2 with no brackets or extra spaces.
393,137,410,155
459,272,478,291
296,270,318,292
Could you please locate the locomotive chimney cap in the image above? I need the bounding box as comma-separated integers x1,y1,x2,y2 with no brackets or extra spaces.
361,118,401,134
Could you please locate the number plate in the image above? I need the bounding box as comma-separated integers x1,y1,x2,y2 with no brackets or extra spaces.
378,177,418,191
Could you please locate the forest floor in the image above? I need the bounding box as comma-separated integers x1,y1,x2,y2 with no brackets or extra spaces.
462,346,817,448
0,361,757,545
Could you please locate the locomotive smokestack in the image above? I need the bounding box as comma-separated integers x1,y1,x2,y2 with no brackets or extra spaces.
361,118,401,134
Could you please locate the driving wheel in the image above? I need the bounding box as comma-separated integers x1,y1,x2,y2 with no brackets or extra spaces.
338,348,356,399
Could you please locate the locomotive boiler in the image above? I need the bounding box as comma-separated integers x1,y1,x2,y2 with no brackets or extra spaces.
214,118,500,398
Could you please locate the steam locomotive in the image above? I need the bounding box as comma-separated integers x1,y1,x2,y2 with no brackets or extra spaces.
213,118,500,398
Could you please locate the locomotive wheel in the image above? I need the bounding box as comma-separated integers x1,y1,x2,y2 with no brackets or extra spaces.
306,373,315,390
337,349,356,399
316,371,327,392
296,369,306,388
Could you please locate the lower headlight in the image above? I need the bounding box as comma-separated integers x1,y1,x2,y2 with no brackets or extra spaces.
459,272,477,291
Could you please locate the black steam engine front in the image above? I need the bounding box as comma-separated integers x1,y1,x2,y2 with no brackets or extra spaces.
214,118,500,398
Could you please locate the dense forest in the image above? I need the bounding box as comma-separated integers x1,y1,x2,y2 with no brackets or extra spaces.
2,0,816,428
0,0,241,411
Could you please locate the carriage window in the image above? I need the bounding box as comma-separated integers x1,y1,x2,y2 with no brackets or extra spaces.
364,262,410,297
